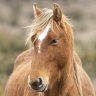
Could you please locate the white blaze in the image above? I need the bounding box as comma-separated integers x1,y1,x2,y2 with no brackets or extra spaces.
38,25,50,53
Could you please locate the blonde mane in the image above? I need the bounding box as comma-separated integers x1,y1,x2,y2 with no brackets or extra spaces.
26,8,53,46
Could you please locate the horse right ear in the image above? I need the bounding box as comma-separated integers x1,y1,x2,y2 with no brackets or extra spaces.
33,3,42,18
53,3,62,22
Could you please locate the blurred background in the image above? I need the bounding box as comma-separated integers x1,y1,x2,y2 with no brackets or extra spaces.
0,0,96,95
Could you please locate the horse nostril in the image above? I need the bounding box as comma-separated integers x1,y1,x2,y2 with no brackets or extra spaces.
29,77,44,91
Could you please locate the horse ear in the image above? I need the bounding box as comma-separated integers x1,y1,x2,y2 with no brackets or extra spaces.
33,3,42,17
53,3,62,22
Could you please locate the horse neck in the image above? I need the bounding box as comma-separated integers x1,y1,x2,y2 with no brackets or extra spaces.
61,55,74,95
44,53,74,96
59,40,74,95
44,69,74,96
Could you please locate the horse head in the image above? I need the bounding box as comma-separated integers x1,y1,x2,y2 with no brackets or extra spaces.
27,3,74,93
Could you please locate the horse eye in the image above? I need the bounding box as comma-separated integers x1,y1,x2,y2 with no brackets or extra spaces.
49,39,58,45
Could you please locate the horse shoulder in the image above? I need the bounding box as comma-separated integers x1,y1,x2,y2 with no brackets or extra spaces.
73,52,95,96
14,48,33,70
4,62,32,96
76,64,95,96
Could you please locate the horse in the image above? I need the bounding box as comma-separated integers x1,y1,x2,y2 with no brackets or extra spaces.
4,3,95,96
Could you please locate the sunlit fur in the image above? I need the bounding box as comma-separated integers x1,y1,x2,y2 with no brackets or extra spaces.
4,7,95,96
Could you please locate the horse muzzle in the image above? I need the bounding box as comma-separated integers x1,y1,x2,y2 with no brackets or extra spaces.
28,76,48,92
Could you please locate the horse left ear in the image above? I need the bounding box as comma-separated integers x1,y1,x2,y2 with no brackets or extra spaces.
53,3,62,22
33,3,42,18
